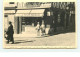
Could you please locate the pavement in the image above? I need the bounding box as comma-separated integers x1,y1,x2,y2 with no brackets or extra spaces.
3,32,77,48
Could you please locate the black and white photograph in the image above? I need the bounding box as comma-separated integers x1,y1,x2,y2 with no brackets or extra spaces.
3,2,76,48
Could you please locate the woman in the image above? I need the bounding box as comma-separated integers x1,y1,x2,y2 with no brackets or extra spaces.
36,22,40,36
41,21,45,36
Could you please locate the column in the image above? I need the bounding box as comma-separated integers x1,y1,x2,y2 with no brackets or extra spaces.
14,17,17,34
19,17,22,34
4,15,8,31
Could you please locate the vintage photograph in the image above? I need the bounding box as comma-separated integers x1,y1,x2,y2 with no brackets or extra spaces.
3,2,76,48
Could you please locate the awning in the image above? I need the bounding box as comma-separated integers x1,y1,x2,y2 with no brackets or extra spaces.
4,10,15,14
15,9,45,17
16,10,31,14
31,9,45,14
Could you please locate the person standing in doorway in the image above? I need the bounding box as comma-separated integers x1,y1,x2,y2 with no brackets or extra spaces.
6,21,14,44
41,21,45,36
36,22,40,36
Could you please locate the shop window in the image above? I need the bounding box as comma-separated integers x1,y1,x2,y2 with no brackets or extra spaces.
47,11,50,16
58,14,61,23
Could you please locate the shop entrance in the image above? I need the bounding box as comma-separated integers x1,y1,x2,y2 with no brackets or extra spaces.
17,17,43,34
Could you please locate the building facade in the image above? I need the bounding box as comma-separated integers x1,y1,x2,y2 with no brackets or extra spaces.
4,2,75,35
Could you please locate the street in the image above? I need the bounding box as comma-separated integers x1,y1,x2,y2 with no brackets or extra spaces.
3,32,76,48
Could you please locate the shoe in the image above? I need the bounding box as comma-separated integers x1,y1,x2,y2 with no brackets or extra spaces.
7,42,9,44
11,42,14,44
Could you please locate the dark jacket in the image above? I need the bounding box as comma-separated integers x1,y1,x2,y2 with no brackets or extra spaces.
6,24,14,35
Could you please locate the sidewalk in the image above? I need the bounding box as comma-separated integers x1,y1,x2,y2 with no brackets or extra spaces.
14,34,38,38
4,32,76,48
14,28,50,38
14,34,49,38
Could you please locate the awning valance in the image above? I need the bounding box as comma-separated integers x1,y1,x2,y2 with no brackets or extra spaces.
4,10,15,14
15,9,45,17
16,10,31,14
31,9,45,14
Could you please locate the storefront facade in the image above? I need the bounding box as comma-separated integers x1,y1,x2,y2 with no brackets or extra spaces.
4,2,75,35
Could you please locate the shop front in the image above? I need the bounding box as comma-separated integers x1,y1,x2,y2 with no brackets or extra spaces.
14,9,48,34
4,2,75,36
